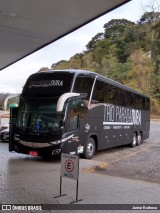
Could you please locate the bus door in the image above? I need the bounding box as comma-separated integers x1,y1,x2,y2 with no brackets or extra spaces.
9,107,18,151
63,98,85,155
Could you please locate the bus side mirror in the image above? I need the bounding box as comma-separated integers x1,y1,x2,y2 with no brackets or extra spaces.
57,92,80,112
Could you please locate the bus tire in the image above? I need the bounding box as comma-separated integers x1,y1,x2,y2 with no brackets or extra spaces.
131,133,137,148
137,132,142,146
83,137,95,159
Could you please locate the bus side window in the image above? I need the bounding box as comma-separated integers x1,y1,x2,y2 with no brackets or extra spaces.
92,80,106,103
136,95,142,109
142,97,150,110
73,75,94,99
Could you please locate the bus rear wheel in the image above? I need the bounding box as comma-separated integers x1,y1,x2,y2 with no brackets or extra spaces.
131,133,137,148
137,132,142,146
84,137,95,159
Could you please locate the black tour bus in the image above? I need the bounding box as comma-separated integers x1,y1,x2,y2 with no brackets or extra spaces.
9,69,150,159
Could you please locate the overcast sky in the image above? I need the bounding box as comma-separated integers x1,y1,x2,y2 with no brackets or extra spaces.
0,0,152,93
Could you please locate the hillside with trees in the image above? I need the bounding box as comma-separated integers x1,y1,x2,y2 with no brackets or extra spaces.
43,10,160,116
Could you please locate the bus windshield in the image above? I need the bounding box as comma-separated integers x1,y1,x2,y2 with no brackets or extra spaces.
17,101,66,134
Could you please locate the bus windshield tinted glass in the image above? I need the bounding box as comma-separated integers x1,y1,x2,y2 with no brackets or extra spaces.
17,101,65,134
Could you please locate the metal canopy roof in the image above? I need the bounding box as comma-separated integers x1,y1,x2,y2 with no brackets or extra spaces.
0,0,130,71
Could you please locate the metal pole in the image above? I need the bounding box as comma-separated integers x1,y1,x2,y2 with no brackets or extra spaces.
70,179,83,204
76,179,78,201
54,176,67,198
60,176,62,196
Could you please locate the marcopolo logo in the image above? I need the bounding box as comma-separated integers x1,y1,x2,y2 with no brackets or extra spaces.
28,80,63,88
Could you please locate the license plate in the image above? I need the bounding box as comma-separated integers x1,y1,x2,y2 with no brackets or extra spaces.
29,151,38,156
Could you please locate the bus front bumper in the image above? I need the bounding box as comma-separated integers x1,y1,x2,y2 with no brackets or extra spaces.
14,140,62,157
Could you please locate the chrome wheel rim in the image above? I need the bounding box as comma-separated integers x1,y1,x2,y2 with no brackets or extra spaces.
133,134,137,146
138,135,141,143
87,142,94,156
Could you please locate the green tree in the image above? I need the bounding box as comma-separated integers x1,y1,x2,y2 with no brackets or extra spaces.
139,11,160,25
51,60,70,69
103,19,135,40
92,39,111,64
69,53,83,69
38,67,49,72
127,49,155,94
86,33,104,50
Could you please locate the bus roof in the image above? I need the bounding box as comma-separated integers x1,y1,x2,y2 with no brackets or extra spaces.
33,69,150,99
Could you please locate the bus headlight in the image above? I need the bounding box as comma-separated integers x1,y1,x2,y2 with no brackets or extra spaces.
50,140,61,145
50,135,74,145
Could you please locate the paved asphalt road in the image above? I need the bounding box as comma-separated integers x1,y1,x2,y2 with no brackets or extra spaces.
1,121,160,184
92,121,160,184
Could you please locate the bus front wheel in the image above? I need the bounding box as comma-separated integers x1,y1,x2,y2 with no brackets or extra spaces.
84,137,95,159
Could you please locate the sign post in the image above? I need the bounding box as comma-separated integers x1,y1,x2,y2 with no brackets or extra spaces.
54,153,82,204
